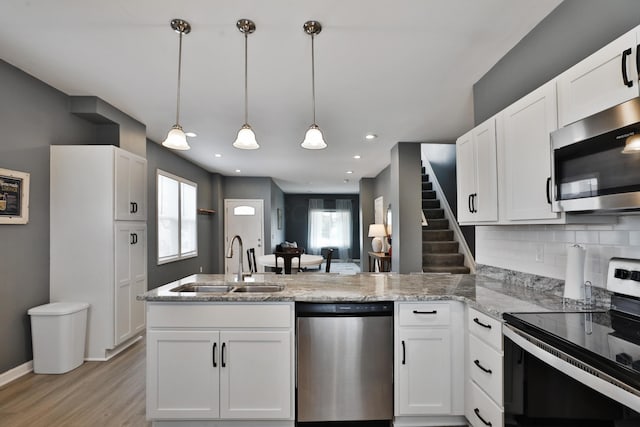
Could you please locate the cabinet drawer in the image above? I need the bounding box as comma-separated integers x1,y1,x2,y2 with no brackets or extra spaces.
398,302,450,326
468,307,502,350
147,302,293,328
469,334,503,405
466,380,503,427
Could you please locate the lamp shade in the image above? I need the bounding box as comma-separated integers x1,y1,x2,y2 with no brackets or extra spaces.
162,125,190,150
623,134,640,153
368,223,387,238
233,124,260,150
301,124,327,150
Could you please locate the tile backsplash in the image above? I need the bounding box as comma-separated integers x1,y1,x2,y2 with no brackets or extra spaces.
476,215,640,289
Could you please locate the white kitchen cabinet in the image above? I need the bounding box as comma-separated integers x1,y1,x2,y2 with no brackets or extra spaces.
557,27,640,127
146,303,294,424
465,307,504,427
394,302,465,426
50,145,147,360
456,117,499,224
498,80,562,222
115,149,147,221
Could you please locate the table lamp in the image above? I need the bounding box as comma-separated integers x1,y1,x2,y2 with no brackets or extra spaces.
368,224,387,253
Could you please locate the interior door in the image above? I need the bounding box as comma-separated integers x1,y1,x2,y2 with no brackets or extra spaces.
224,199,265,275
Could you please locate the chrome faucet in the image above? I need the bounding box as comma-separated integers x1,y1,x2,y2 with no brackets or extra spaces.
226,235,246,282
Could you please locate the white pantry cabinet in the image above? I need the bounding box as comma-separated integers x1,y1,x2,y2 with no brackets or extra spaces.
50,145,147,360
146,303,294,424
394,302,465,426
557,26,640,127
115,149,147,221
456,117,499,224
497,80,562,223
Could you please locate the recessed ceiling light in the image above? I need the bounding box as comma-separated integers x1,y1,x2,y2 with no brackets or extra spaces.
346,170,353,174
235,169,241,173
185,132,197,138
353,155,361,159
365,133,377,140
214,153,222,158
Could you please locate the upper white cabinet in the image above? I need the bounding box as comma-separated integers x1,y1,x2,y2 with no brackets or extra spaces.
50,145,147,360
498,80,561,222
456,117,499,224
115,149,147,221
557,28,640,127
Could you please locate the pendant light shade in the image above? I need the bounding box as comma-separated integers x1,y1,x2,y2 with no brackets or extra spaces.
162,19,191,151
623,133,640,153
301,20,327,150
233,19,259,150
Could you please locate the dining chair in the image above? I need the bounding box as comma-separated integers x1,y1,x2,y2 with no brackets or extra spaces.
325,248,334,273
246,248,257,273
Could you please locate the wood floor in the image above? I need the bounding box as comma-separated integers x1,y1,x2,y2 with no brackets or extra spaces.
0,337,149,427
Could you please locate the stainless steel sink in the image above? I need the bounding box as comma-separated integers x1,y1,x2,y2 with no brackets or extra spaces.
231,284,285,293
170,283,235,293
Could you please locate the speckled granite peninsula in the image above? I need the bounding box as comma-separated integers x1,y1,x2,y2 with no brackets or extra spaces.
140,272,594,318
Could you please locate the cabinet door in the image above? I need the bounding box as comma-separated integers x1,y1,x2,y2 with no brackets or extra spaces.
147,330,220,419
456,130,476,223
473,119,498,222
115,149,147,221
115,222,147,344
219,330,292,419
557,29,639,127
501,81,560,221
397,328,451,415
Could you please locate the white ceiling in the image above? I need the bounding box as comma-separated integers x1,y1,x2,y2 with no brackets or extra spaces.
0,0,562,193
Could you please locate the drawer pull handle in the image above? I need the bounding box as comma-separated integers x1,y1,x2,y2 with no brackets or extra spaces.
221,342,226,368
413,310,437,314
474,359,492,374
402,340,406,365
473,317,492,329
474,408,492,426
212,342,217,368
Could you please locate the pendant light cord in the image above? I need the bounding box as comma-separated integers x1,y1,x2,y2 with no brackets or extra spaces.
311,33,316,125
175,30,183,126
244,32,249,125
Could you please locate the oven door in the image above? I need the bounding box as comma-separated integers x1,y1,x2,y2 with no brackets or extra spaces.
503,326,640,426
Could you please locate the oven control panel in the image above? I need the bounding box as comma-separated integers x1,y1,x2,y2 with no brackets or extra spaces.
607,257,640,298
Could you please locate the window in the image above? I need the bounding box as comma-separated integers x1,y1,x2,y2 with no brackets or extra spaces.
308,199,352,259
157,169,197,264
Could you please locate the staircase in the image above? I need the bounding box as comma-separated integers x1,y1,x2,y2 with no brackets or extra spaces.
421,169,470,274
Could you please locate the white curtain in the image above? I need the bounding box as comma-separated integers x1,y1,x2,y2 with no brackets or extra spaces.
307,198,352,260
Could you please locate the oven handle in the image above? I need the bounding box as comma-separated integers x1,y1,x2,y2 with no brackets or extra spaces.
503,325,640,413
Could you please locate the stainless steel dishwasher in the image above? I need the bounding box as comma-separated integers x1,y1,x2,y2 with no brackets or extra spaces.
296,302,393,423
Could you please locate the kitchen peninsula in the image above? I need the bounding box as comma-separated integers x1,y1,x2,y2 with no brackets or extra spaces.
140,272,577,427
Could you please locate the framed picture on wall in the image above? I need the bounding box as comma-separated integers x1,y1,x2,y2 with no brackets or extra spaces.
374,196,384,224
0,168,30,224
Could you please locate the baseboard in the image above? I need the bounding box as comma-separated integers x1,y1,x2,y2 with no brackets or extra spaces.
85,334,143,362
0,360,33,387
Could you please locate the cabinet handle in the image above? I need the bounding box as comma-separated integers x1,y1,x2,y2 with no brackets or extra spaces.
130,233,138,245
622,47,633,87
213,342,217,367
468,194,473,213
130,201,137,213
474,359,493,374
472,193,478,213
413,310,437,314
473,317,492,329
474,408,492,426
546,177,552,205
221,342,226,368
401,340,406,365
636,45,640,81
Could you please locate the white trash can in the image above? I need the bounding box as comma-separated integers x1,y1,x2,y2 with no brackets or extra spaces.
28,302,89,374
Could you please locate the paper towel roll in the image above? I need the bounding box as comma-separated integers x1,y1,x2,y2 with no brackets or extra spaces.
564,244,586,301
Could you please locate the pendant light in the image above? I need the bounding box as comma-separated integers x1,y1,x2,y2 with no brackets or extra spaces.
233,19,259,150
623,133,640,153
162,19,191,151
301,20,327,150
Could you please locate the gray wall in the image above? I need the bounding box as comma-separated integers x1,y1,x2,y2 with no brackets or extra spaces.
146,141,218,289
0,59,95,372
474,0,640,124
390,143,423,273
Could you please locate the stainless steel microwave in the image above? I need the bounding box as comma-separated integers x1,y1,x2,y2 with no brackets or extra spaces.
551,97,640,213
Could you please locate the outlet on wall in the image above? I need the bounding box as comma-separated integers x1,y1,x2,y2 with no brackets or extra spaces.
535,244,544,263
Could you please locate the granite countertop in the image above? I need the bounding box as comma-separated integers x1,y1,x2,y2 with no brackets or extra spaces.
140,272,591,318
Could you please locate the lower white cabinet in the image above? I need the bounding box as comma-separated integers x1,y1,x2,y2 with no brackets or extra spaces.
394,301,465,425
146,303,294,422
